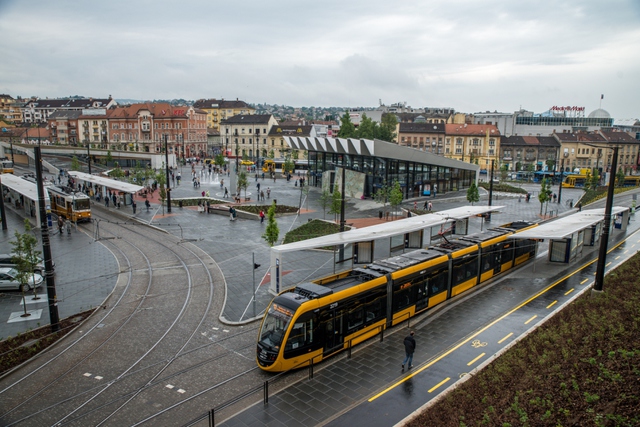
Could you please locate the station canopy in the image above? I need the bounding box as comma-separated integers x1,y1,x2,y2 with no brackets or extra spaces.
68,171,144,193
507,207,629,240
0,173,43,202
271,205,504,254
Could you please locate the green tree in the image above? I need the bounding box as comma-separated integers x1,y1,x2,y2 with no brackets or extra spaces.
319,189,332,220
337,111,356,138
467,181,480,205
538,178,552,215
500,164,508,182
156,171,167,214
109,162,125,180
214,154,225,170
262,201,279,246
106,150,113,166
373,181,390,218
616,168,625,187
71,156,81,172
268,149,275,159
10,219,42,313
283,157,295,175
237,171,249,199
589,169,600,190
329,189,342,223
389,180,403,219
356,113,377,139
379,113,398,142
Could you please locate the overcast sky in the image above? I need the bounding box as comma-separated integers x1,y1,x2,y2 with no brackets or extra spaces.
1,0,639,119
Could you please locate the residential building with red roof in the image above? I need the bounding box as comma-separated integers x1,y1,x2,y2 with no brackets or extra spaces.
444,123,501,171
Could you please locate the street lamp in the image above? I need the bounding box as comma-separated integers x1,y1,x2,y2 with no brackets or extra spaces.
256,128,260,172
164,134,172,213
557,154,567,204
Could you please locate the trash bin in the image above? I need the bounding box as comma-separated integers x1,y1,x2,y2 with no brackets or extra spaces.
379,211,383,219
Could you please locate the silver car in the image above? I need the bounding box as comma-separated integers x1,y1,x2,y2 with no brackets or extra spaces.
0,267,44,292
0,253,54,275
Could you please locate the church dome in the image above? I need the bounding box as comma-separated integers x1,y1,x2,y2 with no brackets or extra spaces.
588,108,611,119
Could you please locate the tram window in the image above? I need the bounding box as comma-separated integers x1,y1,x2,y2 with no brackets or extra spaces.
364,288,386,323
515,240,535,258
481,249,496,272
284,312,315,353
452,255,477,285
393,282,412,311
347,299,364,330
501,242,514,264
428,267,448,296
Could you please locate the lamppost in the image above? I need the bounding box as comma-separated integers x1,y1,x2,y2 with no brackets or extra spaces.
557,154,566,204
164,134,172,213
593,145,619,295
256,128,260,172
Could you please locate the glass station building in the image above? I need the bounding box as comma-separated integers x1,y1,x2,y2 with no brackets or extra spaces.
284,136,479,199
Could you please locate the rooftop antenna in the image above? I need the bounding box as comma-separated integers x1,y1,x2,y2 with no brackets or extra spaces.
599,94,604,109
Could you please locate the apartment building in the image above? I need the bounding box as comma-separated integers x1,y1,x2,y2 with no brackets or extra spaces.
21,97,116,123
267,125,315,159
48,110,82,145
444,123,501,171
555,130,640,174
220,114,278,161
500,135,560,172
0,94,22,123
193,98,255,131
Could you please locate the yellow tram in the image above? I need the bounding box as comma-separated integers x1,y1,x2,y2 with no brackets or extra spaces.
48,186,92,222
256,221,538,372
0,159,14,174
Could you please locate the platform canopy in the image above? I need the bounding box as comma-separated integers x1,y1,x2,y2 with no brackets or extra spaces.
507,207,629,240
271,205,504,254
0,173,43,202
68,171,144,193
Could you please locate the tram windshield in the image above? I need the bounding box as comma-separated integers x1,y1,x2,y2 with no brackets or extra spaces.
74,198,91,211
258,302,294,351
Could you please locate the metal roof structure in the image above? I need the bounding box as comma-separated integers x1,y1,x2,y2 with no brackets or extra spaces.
283,136,480,172
507,207,629,240
0,173,44,202
68,171,144,193
271,205,504,254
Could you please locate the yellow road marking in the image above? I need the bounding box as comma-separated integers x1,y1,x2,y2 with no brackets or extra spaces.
467,353,485,366
565,289,574,295
615,256,620,260
606,262,612,267
524,315,537,324
546,300,557,309
498,333,513,344
580,278,589,284
367,229,639,402
428,377,451,393
624,250,629,254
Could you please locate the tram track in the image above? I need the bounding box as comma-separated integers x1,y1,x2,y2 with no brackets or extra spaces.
0,208,269,426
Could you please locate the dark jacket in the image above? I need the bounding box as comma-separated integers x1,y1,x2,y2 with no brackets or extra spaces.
404,334,416,354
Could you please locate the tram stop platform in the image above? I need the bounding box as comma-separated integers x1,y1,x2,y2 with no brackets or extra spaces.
215,211,639,427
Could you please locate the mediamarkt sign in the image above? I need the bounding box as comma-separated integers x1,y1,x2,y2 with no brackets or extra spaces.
550,106,585,112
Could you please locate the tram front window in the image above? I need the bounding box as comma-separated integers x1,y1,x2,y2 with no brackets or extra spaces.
75,199,91,210
259,302,293,351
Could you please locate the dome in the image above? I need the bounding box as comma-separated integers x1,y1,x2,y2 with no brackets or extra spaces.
588,108,611,119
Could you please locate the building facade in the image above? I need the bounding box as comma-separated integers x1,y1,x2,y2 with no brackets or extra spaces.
499,136,560,172
221,114,279,162
193,98,255,132
444,123,501,171
397,123,446,153
21,97,116,124
0,95,22,123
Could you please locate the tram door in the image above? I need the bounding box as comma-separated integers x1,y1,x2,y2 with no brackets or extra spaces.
322,308,344,355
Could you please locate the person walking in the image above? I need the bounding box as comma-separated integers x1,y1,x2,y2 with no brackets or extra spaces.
260,190,265,201
65,218,72,235
132,201,137,214
57,216,64,235
259,210,265,224
224,187,229,198
145,199,150,212
428,201,432,211
402,330,416,370
266,187,271,199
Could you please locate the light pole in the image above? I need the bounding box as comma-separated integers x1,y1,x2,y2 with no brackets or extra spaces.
256,128,260,172
593,145,619,295
164,134,172,213
487,159,495,221
557,156,566,204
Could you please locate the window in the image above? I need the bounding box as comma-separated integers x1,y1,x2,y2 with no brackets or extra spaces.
456,138,463,145
489,139,495,146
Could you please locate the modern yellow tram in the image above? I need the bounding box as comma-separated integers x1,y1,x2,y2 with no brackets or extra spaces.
48,186,91,222
256,221,538,372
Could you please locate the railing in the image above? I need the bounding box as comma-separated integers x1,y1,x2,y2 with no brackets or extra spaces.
182,323,393,427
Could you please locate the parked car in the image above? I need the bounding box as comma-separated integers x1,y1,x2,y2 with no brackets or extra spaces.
0,253,54,275
0,267,44,292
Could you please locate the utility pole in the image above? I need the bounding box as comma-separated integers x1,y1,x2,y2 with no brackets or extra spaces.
338,164,346,262
593,146,619,295
487,159,495,221
164,134,172,213
0,175,6,231
35,147,60,332
557,157,564,205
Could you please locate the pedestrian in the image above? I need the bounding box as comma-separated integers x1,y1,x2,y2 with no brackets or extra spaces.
266,187,270,199
132,201,137,214
202,190,205,197
145,199,150,212
112,193,117,207
553,193,557,203
428,201,433,211
259,210,265,224
402,330,416,370
224,187,229,198
65,218,72,234
260,190,265,201
262,172,265,180
57,216,64,234
255,173,258,182
206,200,210,213
423,200,428,210
206,190,210,198
257,182,261,192
177,171,181,185
414,201,417,210
105,197,109,207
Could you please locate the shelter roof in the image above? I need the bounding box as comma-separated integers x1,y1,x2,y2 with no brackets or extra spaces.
508,207,628,240
271,206,503,254
68,171,143,193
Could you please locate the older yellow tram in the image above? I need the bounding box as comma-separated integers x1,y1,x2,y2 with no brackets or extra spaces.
48,186,91,222
256,221,538,372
